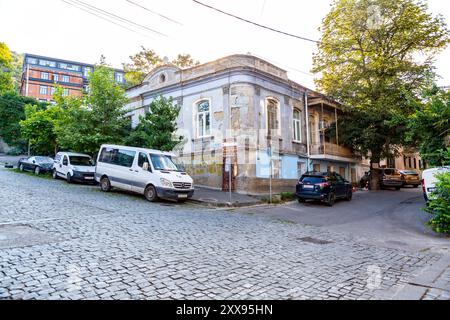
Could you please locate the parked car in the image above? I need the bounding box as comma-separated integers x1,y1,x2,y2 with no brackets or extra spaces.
18,156,54,175
360,168,403,190
422,167,450,202
95,144,195,202
296,172,353,207
52,152,96,183
400,170,421,188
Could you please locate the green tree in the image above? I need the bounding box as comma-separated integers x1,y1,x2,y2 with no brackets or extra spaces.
407,86,450,167
10,51,24,92
123,47,200,87
171,53,200,69
313,0,449,189
56,65,129,155
20,104,62,155
126,96,183,151
0,42,14,94
0,91,47,151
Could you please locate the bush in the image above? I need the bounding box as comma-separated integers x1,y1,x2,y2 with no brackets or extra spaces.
425,172,450,235
280,192,296,201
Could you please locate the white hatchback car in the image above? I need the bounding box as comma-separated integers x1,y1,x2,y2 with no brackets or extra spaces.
52,152,96,183
422,166,450,202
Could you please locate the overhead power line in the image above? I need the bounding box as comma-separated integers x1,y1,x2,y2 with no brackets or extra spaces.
125,0,183,26
192,0,320,44
70,0,168,37
61,0,156,39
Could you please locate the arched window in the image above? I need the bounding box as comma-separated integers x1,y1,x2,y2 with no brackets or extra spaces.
196,100,210,138
293,109,302,142
266,98,279,137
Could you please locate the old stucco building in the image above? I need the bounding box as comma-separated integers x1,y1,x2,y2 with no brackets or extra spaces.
125,54,368,194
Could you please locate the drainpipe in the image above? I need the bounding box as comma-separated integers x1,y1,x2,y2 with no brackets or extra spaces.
305,90,310,171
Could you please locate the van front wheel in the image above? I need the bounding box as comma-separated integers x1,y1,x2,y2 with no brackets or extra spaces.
144,185,157,202
100,177,111,192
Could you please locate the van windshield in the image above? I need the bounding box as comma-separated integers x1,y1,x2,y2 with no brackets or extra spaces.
150,154,178,171
70,156,93,166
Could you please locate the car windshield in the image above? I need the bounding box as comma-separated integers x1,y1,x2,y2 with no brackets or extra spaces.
35,157,53,163
150,154,179,171
301,176,327,184
69,156,93,166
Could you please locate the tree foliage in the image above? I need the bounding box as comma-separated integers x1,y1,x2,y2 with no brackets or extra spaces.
425,149,450,235
0,42,14,94
407,86,450,167
126,96,183,151
0,91,47,150
123,47,199,87
10,51,24,92
20,104,61,155
56,65,130,155
313,0,450,163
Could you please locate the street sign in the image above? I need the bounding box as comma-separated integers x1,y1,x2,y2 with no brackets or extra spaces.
222,142,238,148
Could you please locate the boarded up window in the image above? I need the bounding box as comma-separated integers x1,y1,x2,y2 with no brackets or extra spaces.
267,99,278,136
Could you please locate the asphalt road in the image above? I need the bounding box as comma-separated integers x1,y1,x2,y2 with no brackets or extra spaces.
237,188,450,253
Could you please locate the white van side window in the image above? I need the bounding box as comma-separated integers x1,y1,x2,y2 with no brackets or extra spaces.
99,147,136,168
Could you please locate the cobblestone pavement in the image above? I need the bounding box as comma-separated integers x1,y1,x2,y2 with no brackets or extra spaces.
0,167,446,300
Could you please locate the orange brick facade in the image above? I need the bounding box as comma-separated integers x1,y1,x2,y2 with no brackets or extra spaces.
21,66,84,101
20,54,124,103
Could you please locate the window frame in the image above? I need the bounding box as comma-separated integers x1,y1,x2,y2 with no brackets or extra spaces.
293,108,302,143
39,86,48,95
194,99,211,138
266,97,280,137
41,72,49,80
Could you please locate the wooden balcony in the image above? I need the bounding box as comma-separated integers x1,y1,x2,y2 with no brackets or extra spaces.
310,143,354,159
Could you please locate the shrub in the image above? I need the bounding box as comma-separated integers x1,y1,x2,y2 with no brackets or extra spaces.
425,172,450,235
280,192,296,201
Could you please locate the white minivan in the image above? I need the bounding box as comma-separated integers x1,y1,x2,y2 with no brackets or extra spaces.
95,144,194,202
422,166,450,202
52,152,96,183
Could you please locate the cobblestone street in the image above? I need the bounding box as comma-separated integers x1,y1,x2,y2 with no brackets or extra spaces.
0,167,448,300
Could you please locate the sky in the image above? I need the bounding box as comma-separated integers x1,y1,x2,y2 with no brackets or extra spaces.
1,0,449,89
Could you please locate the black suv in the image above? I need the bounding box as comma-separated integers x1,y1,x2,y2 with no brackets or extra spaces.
296,172,353,207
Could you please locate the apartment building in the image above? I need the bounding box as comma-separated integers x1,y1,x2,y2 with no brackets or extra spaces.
20,53,125,103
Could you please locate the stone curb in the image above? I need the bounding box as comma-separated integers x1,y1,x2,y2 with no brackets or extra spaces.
187,198,263,208
389,255,450,300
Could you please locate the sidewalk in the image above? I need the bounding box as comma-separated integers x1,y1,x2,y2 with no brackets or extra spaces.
189,186,263,208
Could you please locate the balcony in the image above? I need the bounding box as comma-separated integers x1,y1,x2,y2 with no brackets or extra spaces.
310,143,354,159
